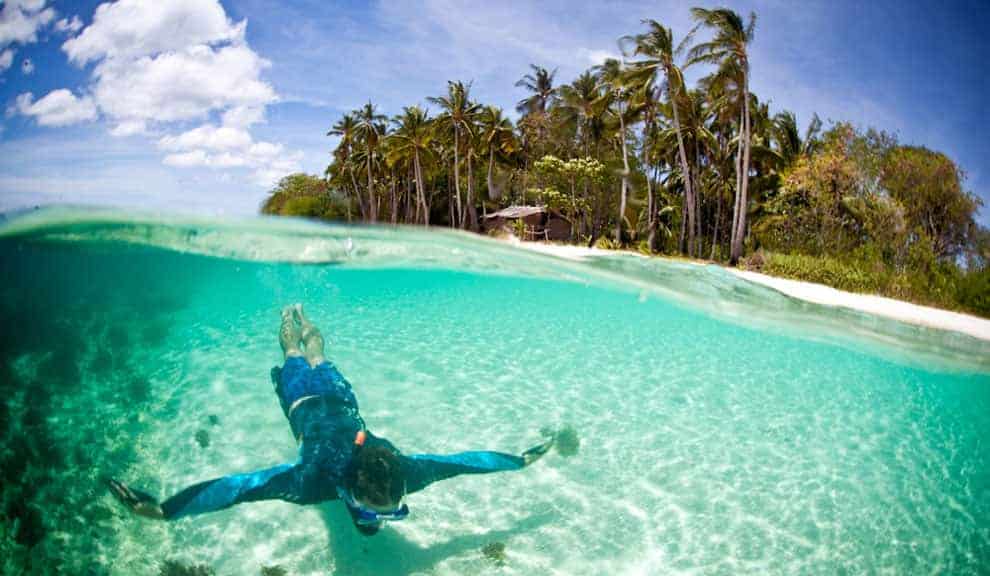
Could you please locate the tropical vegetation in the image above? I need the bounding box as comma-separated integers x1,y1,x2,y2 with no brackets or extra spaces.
261,7,988,316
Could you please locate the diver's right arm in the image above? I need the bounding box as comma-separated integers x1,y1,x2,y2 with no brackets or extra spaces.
109,463,305,520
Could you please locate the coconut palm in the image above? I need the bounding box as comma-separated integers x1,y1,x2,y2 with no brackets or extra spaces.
389,106,434,225
354,101,388,222
429,81,482,229
515,64,559,115
634,80,667,252
772,110,822,165
689,7,757,265
478,106,516,206
327,113,364,219
558,71,607,156
595,58,640,244
624,20,699,255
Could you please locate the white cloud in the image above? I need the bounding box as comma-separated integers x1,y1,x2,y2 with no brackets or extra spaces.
54,15,83,35
162,149,209,168
15,90,97,126
159,122,302,184
108,120,147,137
0,0,56,74
21,57,33,74
89,43,276,128
581,48,619,66
159,124,253,152
0,0,55,47
63,0,240,65
45,0,297,188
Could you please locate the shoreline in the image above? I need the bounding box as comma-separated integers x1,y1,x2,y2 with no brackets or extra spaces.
510,238,990,343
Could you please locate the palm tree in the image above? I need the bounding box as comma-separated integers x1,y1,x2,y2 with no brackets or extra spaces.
689,7,757,265
354,101,387,222
635,81,666,252
595,58,638,244
772,110,822,165
327,113,364,219
558,71,607,156
428,81,482,229
515,65,559,115
625,20,699,255
478,106,515,207
559,71,610,241
389,106,434,225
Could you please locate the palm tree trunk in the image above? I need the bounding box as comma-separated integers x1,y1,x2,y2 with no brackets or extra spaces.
693,153,702,258
671,89,695,256
730,106,744,262
414,149,429,225
731,77,751,265
710,187,721,260
453,128,463,229
349,167,365,220
390,170,398,224
366,153,377,223
466,148,478,231
487,146,497,202
615,106,630,244
646,162,656,252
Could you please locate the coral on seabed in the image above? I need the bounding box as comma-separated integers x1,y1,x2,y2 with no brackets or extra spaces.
540,423,580,457
160,559,215,576
555,424,580,457
482,541,507,566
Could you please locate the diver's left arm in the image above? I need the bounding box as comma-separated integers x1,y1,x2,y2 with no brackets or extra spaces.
108,463,304,520
402,436,555,495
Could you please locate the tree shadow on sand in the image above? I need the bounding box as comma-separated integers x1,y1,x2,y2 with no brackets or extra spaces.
320,503,555,575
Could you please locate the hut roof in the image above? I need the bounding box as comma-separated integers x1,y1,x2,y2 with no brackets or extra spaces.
483,205,545,220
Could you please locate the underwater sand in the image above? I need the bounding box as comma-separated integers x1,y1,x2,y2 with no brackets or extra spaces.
1,207,987,575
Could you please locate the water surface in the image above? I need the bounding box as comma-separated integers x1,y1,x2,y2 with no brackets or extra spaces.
1,208,987,575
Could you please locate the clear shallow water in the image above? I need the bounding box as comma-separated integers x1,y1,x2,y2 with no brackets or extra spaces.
1,207,988,575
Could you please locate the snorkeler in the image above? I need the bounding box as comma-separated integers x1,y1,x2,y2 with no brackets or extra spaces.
109,304,557,535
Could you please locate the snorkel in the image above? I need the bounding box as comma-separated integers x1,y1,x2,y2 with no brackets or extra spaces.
341,429,409,528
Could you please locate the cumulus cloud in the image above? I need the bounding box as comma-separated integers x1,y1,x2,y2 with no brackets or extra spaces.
0,0,55,46
43,0,297,187
0,0,56,74
54,15,83,35
159,124,302,185
63,0,240,65
15,90,97,126
89,43,275,129
159,124,254,152
580,48,619,66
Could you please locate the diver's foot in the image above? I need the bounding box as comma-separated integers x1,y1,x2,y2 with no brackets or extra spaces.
292,303,306,324
281,305,295,323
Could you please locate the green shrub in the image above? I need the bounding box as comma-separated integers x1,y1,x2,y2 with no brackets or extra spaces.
761,253,882,294
280,196,326,217
957,268,990,317
758,251,989,318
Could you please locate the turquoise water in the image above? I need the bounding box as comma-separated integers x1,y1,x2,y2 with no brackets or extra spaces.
1,208,988,575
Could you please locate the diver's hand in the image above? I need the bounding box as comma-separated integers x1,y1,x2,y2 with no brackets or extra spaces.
108,479,165,519
521,434,555,467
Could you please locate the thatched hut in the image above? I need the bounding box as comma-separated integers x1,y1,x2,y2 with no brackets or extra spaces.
482,206,572,241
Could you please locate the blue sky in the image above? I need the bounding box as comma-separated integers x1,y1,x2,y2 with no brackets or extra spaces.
1,0,987,223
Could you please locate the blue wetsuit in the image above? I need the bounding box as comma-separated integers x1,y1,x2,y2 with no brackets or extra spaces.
159,357,525,533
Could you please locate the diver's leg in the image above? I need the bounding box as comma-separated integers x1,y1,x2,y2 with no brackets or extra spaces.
279,304,303,359
294,304,326,368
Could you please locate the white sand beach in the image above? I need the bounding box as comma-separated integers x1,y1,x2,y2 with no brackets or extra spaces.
513,239,990,343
